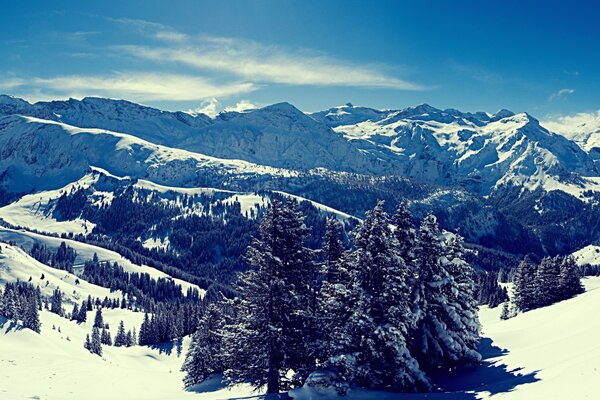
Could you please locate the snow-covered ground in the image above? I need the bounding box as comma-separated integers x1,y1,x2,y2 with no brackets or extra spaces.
2,247,600,400
0,228,203,296
570,244,600,265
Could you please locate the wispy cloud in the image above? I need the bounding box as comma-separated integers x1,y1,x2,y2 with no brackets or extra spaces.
4,72,256,102
116,38,425,90
108,17,189,43
549,88,575,101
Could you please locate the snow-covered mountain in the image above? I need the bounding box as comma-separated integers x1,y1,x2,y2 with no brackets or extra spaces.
3,95,598,198
2,94,600,256
316,103,598,195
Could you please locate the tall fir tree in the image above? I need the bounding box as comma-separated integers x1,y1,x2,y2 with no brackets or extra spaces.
412,214,481,372
93,308,104,329
23,296,41,333
90,327,103,356
182,302,226,387
558,256,584,300
535,257,561,306
512,257,537,311
222,199,315,393
114,320,127,347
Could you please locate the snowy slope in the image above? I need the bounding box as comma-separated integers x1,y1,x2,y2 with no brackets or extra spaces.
475,277,600,399
570,244,600,265
0,114,291,194
0,228,202,296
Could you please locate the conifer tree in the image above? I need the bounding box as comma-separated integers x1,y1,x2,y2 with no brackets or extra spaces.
558,256,584,300
23,296,41,333
182,303,225,387
222,199,315,393
535,257,561,306
50,288,63,316
513,257,538,311
90,327,102,356
412,214,481,372
93,308,104,328
114,320,127,347
101,328,112,346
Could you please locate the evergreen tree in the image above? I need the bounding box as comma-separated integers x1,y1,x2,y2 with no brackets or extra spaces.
23,297,41,333
391,201,417,261
101,328,112,345
412,214,481,372
50,288,63,316
90,327,103,356
222,199,316,393
500,302,510,320
71,304,79,321
182,303,225,387
350,201,428,391
84,334,92,351
322,218,346,281
535,257,561,306
512,257,537,311
114,320,127,347
76,300,88,323
93,308,104,328
558,256,584,300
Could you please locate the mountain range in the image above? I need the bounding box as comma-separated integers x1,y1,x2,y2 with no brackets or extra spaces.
1,94,599,258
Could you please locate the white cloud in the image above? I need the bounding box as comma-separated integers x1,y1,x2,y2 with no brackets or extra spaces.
549,88,575,100
6,72,256,102
542,110,600,135
224,99,258,113
0,77,26,90
115,36,425,90
187,97,220,117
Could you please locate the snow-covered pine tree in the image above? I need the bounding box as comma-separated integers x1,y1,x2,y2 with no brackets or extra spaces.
90,327,102,356
512,257,537,312
182,302,225,387
93,308,104,328
412,214,481,373
322,217,346,282
50,288,62,316
318,201,428,392
138,313,151,345
440,235,481,364
76,300,87,323
352,201,428,391
23,296,41,333
114,320,127,347
222,199,316,393
500,302,510,320
84,334,92,351
101,328,112,345
391,201,417,261
70,304,79,321
535,257,561,307
558,256,584,301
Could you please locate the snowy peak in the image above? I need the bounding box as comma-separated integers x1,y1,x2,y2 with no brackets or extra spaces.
310,103,387,127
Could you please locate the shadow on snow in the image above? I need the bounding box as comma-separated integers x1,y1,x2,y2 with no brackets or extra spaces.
416,337,540,399
185,337,539,399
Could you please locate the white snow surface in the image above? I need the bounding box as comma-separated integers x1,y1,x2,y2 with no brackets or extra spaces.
3,238,600,400
0,227,203,297
570,244,600,265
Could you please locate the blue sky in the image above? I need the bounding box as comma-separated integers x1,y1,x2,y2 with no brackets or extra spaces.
1,0,598,118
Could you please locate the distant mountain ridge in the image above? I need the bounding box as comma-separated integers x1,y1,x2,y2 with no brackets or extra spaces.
2,94,600,257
